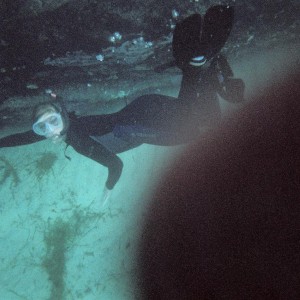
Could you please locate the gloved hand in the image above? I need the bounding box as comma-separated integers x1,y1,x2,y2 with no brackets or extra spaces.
101,186,112,208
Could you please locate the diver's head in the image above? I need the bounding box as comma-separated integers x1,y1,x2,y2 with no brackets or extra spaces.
32,103,68,142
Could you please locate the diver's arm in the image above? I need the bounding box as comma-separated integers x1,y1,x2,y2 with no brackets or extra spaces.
71,136,123,190
0,130,45,147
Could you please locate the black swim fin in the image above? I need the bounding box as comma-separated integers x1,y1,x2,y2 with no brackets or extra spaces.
201,5,234,60
172,13,203,68
172,5,234,68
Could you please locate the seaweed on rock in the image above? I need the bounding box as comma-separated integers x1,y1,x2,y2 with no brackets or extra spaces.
41,207,124,299
42,218,72,300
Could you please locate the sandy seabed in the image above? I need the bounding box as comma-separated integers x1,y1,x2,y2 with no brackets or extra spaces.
0,136,181,300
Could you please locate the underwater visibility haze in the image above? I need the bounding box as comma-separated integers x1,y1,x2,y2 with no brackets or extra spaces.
0,0,299,299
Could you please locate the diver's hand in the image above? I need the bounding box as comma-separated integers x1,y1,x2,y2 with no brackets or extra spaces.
101,186,112,208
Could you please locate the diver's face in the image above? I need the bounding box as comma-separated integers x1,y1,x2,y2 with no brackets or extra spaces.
32,111,65,142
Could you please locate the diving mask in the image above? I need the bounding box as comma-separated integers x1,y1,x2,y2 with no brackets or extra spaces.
32,112,64,137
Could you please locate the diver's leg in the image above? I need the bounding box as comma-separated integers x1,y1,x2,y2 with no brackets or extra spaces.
177,66,202,104
172,6,234,125
114,94,200,145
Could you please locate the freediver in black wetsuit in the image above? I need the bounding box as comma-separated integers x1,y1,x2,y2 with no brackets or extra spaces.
0,5,244,193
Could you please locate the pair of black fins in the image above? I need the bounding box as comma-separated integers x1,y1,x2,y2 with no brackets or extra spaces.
156,5,234,72
173,5,234,67
157,5,244,103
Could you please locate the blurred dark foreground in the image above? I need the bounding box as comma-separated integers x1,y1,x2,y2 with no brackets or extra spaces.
137,69,300,300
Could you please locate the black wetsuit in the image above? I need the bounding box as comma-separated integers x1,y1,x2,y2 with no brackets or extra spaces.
0,55,243,189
